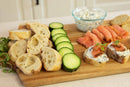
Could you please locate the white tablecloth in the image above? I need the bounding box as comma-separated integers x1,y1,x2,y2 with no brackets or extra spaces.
0,10,130,87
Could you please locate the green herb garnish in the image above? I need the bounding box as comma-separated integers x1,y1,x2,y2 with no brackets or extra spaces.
0,37,10,52
96,43,100,46
0,53,10,67
100,47,105,51
114,40,119,45
0,37,14,73
102,43,106,46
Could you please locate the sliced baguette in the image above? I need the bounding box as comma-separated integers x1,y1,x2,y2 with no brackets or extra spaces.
26,22,50,38
8,40,27,62
27,34,49,55
16,53,42,75
48,40,53,48
9,29,31,40
83,48,109,66
7,40,16,48
18,23,27,29
122,21,130,32
41,47,62,71
106,43,130,64
110,15,129,25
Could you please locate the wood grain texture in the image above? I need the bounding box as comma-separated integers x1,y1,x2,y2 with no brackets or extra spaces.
16,23,130,87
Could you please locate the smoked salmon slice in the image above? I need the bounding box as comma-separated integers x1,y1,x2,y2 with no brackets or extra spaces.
97,25,113,42
111,43,125,51
92,29,104,42
77,36,93,48
92,45,104,57
85,30,101,44
112,25,129,38
105,26,120,41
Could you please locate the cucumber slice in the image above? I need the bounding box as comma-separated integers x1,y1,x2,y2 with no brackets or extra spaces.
55,36,70,46
63,53,81,72
51,29,66,37
56,41,73,51
59,47,73,57
49,22,63,30
52,33,66,42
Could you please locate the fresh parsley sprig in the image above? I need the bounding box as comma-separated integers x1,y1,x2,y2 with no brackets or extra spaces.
114,40,119,45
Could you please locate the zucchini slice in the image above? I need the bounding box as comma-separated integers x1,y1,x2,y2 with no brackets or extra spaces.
63,53,81,72
51,29,66,37
56,41,73,51
52,33,66,42
49,22,63,30
55,36,70,46
59,47,73,57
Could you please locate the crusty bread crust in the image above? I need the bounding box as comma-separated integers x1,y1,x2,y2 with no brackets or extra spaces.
9,29,31,40
110,15,129,25
122,21,130,33
83,56,107,66
26,22,50,38
48,40,53,48
16,53,42,75
18,23,27,29
83,49,107,66
27,34,49,55
7,40,16,48
8,40,27,62
122,54,130,63
106,46,130,64
41,47,62,71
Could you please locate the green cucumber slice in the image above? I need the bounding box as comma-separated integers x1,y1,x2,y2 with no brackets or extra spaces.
63,53,81,72
49,22,63,30
52,33,66,42
56,41,73,51
59,47,73,57
51,29,66,37
55,36,70,46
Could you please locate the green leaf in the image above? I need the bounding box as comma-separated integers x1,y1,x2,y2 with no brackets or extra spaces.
102,43,106,46
3,69,8,73
96,43,100,46
100,47,105,51
114,40,119,45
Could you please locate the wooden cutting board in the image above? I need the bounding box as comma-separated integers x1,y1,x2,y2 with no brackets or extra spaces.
16,23,130,87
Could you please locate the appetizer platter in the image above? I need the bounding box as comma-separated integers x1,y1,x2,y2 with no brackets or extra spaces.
0,14,130,87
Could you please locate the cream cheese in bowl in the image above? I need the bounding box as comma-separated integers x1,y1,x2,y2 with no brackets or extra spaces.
72,7,107,32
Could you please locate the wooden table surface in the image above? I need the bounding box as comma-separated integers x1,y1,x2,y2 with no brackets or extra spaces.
0,10,130,87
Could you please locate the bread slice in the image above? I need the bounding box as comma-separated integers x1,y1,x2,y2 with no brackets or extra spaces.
110,15,129,25
27,34,49,55
9,29,31,40
106,42,130,64
48,40,53,48
41,47,62,71
8,40,27,62
122,21,130,32
7,40,16,48
26,22,50,38
18,23,27,29
16,53,42,75
83,47,109,66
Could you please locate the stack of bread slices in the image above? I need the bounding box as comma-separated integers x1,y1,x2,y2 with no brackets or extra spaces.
8,22,62,75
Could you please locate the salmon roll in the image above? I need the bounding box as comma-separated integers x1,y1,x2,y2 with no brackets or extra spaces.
97,25,113,42
105,26,120,41
92,29,104,42
77,36,93,48
112,25,129,38
85,30,101,45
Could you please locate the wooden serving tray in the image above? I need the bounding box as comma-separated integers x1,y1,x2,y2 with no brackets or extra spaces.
16,23,130,87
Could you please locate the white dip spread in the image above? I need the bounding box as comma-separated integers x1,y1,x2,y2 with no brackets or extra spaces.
84,46,109,63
